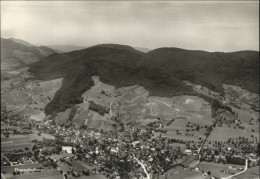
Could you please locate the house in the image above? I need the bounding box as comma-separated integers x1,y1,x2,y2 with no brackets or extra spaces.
111,147,119,153
184,149,192,155
62,146,73,154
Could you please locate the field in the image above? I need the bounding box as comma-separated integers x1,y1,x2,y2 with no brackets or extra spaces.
82,76,115,108
1,133,54,144
2,89,31,106
66,158,95,171
2,163,44,173
85,111,115,131
47,77,215,135
10,169,63,179
1,68,63,122
196,162,242,178
207,126,258,142
76,175,107,179
162,170,205,179
235,166,259,179
165,118,207,142
180,155,197,167
1,140,33,151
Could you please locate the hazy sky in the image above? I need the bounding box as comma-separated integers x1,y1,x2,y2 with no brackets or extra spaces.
1,1,259,52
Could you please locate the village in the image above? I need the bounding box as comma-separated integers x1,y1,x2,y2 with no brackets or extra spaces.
1,105,259,179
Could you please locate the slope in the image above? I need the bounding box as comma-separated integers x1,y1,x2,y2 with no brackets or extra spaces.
29,45,259,116
1,37,56,70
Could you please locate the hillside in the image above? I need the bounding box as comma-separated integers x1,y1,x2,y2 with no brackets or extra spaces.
1,37,56,70
29,44,259,115
141,48,259,93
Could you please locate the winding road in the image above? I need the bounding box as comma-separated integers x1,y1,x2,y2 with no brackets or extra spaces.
221,159,248,179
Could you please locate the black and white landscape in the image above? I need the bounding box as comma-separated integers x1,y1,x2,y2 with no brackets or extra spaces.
1,1,259,179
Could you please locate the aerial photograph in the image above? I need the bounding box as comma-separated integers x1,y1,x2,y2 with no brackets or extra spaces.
1,1,259,179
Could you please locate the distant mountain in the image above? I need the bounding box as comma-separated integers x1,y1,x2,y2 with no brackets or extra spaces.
91,44,144,54
134,47,152,53
47,45,86,53
29,44,259,115
1,37,57,70
9,38,34,47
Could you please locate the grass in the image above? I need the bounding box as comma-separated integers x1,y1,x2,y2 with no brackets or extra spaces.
2,163,44,173
181,155,197,167
65,158,94,171
235,166,260,179
78,174,107,179
3,89,30,105
1,141,33,150
196,162,242,178
207,126,258,142
161,170,201,179
11,169,63,179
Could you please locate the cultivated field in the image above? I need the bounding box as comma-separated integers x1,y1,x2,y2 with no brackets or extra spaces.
207,126,258,142
196,162,242,179
234,166,259,179
10,169,63,179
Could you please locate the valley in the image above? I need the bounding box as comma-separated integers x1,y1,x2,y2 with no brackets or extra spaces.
1,41,259,179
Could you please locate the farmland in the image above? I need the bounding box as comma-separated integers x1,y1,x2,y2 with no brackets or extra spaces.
1,66,259,179
235,166,259,179
1,68,63,121
196,162,243,179
2,163,44,173
1,140,33,151
11,169,63,179
162,170,204,179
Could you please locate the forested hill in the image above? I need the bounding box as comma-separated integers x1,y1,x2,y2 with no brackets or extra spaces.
29,44,259,115
1,37,56,70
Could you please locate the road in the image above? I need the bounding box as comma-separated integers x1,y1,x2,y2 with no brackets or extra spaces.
1,173,6,179
189,134,209,168
221,159,248,179
133,155,151,179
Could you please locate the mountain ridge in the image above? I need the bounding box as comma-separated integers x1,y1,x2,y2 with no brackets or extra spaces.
1,37,57,70
28,43,259,115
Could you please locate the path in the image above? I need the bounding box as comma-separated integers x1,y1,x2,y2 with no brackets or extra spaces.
42,83,48,99
189,134,209,168
133,155,151,179
222,159,248,179
109,96,116,117
149,98,180,111
149,98,180,117
29,83,35,109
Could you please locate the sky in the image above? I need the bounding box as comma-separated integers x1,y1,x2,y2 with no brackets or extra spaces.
1,1,259,52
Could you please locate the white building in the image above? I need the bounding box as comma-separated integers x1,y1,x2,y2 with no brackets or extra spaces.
62,146,73,154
